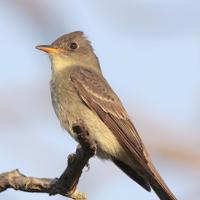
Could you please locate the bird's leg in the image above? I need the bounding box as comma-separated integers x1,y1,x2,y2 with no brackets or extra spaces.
74,144,90,172
72,120,97,157
72,121,97,172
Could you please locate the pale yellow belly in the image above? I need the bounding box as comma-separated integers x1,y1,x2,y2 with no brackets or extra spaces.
69,105,133,165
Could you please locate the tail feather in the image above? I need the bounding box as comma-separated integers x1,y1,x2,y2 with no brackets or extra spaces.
113,156,177,200
151,183,176,200
148,161,177,200
113,158,151,191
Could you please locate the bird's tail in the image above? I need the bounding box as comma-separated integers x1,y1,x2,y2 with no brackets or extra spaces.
148,161,177,200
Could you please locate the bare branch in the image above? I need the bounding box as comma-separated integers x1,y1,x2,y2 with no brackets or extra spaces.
0,122,97,200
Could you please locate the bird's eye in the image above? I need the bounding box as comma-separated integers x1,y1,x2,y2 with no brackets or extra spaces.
69,42,78,50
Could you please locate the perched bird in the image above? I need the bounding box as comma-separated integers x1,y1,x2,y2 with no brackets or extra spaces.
36,31,177,200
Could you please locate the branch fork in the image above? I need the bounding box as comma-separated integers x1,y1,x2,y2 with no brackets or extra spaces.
0,122,97,200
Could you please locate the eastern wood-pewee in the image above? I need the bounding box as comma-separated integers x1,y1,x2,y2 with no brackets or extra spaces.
36,31,177,200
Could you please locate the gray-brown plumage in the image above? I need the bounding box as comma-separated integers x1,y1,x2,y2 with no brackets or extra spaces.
36,31,177,200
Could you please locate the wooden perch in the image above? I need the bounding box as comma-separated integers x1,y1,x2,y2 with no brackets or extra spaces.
0,122,97,200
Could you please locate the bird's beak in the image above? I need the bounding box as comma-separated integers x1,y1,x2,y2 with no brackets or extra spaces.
36,45,59,54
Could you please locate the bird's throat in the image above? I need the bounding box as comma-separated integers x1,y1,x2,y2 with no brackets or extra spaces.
50,54,75,73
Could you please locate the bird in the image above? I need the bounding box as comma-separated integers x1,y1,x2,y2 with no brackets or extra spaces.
36,31,177,200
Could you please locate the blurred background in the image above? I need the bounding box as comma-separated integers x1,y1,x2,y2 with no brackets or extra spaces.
0,0,199,199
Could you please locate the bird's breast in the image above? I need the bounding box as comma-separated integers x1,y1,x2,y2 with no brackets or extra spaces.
50,77,81,136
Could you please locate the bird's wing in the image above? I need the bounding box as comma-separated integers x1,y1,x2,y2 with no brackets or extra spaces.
70,67,150,172
70,67,177,200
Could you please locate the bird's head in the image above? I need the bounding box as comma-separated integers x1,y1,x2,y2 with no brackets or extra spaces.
36,31,100,73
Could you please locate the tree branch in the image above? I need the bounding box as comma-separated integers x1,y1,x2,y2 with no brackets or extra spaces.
0,122,97,200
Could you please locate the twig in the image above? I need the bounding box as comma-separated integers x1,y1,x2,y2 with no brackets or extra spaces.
0,122,97,200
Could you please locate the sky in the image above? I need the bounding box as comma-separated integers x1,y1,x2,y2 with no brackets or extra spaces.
0,1,199,200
